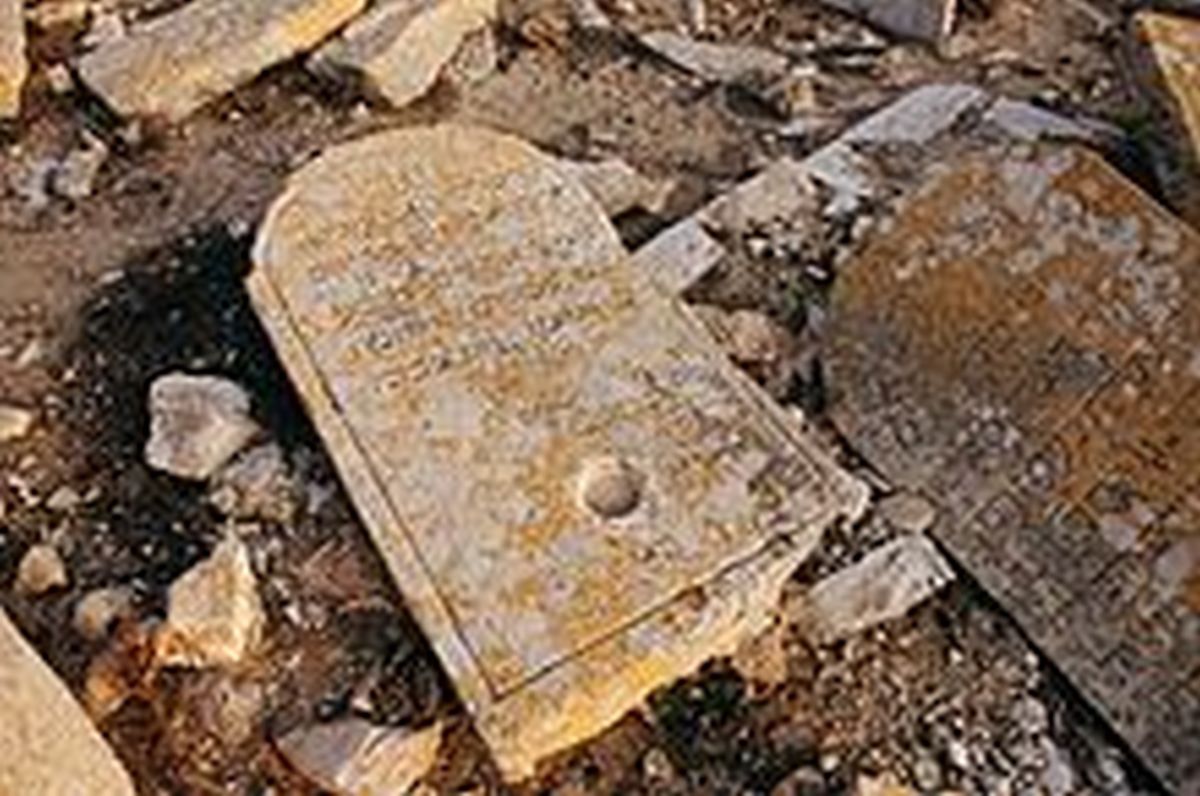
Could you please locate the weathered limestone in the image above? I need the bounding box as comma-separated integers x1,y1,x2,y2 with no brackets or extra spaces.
0,608,136,795
145,373,259,481
77,0,367,121
0,403,33,442
825,146,1200,793
249,124,868,778
555,156,674,218
796,535,954,643
0,0,25,117
820,0,957,42
277,719,442,795
639,31,789,85
629,217,725,295
312,0,496,109
157,536,264,668
1135,11,1200,224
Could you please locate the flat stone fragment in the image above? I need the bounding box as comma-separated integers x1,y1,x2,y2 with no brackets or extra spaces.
819,0,956,41
249,124,868,778
0,0,24,117
629,216,725,294
0,608,136,795
639,31,789,84
555,156,673,217
825,145,1200,793
145,373,259,481
77,0,367,121
1135,11,1200,223
312,0,496,109
797,535,955,643
0,403,34,442
277,719,441,795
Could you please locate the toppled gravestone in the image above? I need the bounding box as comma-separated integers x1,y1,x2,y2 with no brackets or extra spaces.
77,0,367,121
0,0,24,118
825,145,1200,793
311,0,495,109
1,608,136,794
249,124,868,778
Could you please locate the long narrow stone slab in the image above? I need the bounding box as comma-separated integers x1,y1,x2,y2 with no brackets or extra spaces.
0,0,25,118
825,145,1200,793
819,0,957,41
1,607,136,794
248,124,868,779
78,0,367,121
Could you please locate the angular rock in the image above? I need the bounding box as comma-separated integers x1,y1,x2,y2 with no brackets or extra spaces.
248,124,868,778
555,156,674,217
0,0,25,117
312,0,496,109
15,543,69,595
0,403,34,442
820,0,957,42
210,442,299,522
630,216,725,294
277,719,441,795
0,608,136,795
876,491,937,534
1135,11,1200,223
144,373,259,481
797,535,954,643
77,0,367,121
825,146,1200,793
982,98,1118,147
640,31,788,85
157,536,264,668
74,586,135,641
51,131,109,200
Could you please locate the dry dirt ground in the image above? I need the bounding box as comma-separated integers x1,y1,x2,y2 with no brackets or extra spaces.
0,0,1193,794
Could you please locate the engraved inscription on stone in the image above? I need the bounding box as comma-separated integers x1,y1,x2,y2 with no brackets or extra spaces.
249,124,868,779
826,145,1200,794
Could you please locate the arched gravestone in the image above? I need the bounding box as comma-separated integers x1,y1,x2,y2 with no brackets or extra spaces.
826,145,1200,794
248,125,868,778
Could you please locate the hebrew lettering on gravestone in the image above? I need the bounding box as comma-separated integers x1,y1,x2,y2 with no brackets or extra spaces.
826,145,1200,794
248,125,868,779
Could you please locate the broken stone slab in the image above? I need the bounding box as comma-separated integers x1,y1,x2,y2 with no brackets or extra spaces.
156,535,264,669
277,719,442,795
144,373,260,481
1,607,137,795
795,535,954,643
311,0,496,109
77,0,367,121
0,0,25,117
639,30,789,85
824,145,1200,794
819,0,957,42
555,156,674,218
1134,11,1200,224
632,83,1119,294
249,124,868,779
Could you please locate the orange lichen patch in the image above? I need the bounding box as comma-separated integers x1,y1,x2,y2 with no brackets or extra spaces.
827,144,1200,794
249,124,867,779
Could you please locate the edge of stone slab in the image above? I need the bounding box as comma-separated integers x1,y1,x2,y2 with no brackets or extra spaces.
1,607,137,795
246,124,869,780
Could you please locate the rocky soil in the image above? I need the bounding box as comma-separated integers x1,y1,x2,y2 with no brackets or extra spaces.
0,0,1194,794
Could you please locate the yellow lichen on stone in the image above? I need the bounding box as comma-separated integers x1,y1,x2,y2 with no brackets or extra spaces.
0,0,26,118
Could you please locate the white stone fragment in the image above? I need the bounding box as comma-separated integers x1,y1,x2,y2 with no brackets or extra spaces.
312,0,496,108
820,0,957,42
640,30,788,84
630,216,725,294
15,544,69,596
277,719,442,796
157,536,264,668
983,97,1119,146
556,156,674,217
145,373,259,481
0,404,34,442
798,535,955,643
77,0,367,121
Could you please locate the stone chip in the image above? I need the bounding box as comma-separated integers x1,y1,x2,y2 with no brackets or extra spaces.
0,0,25,117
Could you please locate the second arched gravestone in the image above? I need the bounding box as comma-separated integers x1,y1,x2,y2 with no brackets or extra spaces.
248,124,868,779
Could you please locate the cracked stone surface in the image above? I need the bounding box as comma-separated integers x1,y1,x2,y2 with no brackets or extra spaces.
825,144,1200,794
248,123,868,779
77,0,367,121
0,608,136,795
